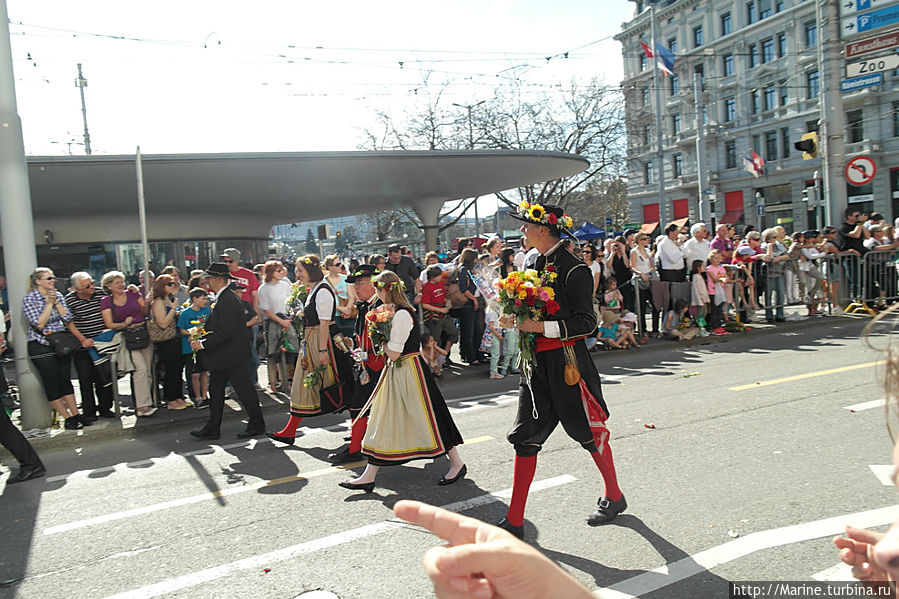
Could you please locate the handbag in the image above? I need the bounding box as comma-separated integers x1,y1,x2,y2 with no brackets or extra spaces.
46,331,81,356
123,323,150,350
147,309,177,342
319,382,348,415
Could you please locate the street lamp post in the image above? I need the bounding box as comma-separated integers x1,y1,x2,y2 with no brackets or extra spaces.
454,100,486,236
74,63,92,155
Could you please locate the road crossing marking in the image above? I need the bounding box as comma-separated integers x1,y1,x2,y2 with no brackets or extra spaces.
41,435,494,536
728,361,884,391
595,503,899,599
98,474,577,599
810,563,853,581
870,465,895,486
844,399,887,412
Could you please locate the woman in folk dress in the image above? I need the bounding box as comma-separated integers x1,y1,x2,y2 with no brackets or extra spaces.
339,270,466,493
267,255,340,445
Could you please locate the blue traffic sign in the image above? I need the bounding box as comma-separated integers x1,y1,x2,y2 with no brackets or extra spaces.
756,204,766,217
841,72,884,92
843,3,899,35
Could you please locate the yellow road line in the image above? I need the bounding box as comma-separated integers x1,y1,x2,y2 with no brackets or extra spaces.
728,361,884,391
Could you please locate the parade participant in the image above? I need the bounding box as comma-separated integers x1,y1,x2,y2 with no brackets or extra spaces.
498,203,626,540
189,263,265,440
267,255,349,445
328,264,384,464
339,270,465,493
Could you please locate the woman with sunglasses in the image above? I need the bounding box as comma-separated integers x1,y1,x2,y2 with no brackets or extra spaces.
149,274,189,410
323,254,356,339
22,268,88,429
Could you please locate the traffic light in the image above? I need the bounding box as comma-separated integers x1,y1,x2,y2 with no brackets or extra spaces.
793,131,818,160
336,231,342,238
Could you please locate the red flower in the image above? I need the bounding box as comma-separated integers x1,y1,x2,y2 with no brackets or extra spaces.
546,213,558,225
514,299,522,307
545,265,556,273
525,296,536,306
545,300,560,314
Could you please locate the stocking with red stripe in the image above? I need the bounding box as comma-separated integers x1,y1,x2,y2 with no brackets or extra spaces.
590,428,622,501
274,414,303,438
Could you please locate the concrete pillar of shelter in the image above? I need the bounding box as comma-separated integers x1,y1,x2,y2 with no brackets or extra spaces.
0,3,51,429
411,198,446,253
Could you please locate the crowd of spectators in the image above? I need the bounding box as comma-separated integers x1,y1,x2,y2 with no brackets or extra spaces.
4,207,898,425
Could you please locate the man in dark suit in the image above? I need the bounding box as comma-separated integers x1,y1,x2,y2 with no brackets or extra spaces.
190,263,265,440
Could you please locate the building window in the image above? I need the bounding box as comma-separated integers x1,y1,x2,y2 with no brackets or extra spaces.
763,86,776,111
643,88,650,106
777,33,786,58
750,89,760,114
765,131,778,161
673,154,683,178
776,0,784,12
761,38,774,63
693,25,703,47
640,54,647,72
724,97,736,122
643,124,652,144
747,1,757,24
779,81,788,106
752,134,761,154
721,13,732,35
893,101,899,137
725,139,737,168
805,22,817,47
668,38,678,53
644,162,654,185
759,0,772,19
694,63,705,86
847,109,864,143
749,44,758,68
671,74,680,96
672,114,682,134
807,70,819,99
723,53,734,76
781,127,790,158
806,119,819,133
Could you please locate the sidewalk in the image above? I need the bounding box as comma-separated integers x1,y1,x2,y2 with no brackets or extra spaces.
0,307,857,457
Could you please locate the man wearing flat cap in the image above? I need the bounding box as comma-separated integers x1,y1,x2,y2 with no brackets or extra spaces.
497,202,626,540
329,264,384,464
189,263,265,440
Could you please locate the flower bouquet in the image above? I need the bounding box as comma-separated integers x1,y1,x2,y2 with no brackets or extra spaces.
495,268,560,381
285,282,309,344
186,315,211,362
303,363,327,388
365,303,395,358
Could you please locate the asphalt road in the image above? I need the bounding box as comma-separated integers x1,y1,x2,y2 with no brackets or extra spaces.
1,317,896,599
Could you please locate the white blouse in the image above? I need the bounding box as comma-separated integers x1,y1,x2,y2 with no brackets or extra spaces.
257,279,293,317
307,282,336,322
386,309,414,353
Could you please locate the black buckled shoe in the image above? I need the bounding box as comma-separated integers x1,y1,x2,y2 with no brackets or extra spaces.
497,517,524,540
587,495,627,526
328,447,363,464
266,432,295,445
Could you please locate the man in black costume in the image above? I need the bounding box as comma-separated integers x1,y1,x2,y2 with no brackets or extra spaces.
498,203,626,540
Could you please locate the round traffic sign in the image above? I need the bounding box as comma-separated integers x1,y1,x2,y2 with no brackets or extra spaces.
845,155,876,186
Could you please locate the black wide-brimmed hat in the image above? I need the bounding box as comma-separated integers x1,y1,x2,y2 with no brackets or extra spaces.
346,264,379,283
203,262,236,279
507,201,574,234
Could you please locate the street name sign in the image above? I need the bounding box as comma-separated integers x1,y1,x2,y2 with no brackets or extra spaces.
842,3,899,36
846,53,899,76
840,72,884,92
845,30,899,57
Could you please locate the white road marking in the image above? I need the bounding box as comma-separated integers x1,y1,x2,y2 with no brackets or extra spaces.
45,392,519,483
595,504,899,599
870,465,895,486
844,399,887,412
98,475,576,599
810,562,854,581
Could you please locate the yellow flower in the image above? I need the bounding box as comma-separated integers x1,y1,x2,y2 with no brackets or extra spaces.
517,290,527,300
528,204,545,222
545,287,555,299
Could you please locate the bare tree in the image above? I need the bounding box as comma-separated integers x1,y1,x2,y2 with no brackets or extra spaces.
565,177,630,230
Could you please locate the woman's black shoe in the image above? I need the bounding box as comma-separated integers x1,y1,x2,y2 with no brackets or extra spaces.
266,432,295,446
64,417,84,430
438,464,467,486
77,414,96,426
497,517,524,540
339,480,375,493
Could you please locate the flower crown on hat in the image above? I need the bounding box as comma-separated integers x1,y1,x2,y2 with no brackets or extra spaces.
517,201,574,230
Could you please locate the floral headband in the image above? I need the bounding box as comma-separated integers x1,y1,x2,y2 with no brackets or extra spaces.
375,279,406,291
301,257,315,265
517,201,574,230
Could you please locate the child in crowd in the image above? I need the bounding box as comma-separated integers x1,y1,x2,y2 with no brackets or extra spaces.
690,260,710,319
597,310,638,349
706,250,732,331
603,278,623,314
663,299,699,340
420,333,447,379
484,304,504,379
177,288,211,409
420,266,459,362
